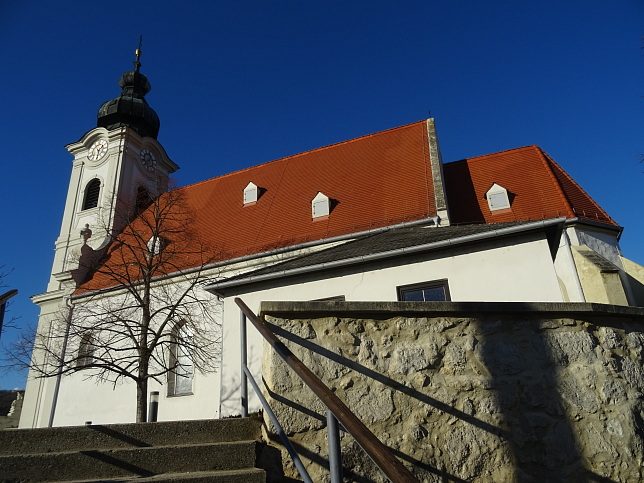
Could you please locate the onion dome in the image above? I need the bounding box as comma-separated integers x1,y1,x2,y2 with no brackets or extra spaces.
97,44,160,139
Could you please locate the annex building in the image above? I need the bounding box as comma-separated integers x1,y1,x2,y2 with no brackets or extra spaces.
20,56,644,428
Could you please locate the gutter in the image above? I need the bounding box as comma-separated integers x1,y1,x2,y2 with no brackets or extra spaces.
206,217,567,294
48,296,73,427
70,216,440,301
564,217,623,240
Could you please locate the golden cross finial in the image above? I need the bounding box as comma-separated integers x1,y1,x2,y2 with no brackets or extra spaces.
134,35,143,72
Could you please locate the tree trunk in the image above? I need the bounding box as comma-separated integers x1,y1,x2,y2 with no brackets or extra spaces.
136,378,148,423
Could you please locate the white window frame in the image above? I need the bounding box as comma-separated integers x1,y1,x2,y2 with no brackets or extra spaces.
397,280,450,301
485,183,511,211
243,182,258,205
82,178,101,211
311,191,330,218
168,323,194,396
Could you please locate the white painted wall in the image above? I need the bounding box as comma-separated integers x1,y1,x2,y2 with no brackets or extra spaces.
218,233,563,416
553,231,586,302
24,276,223,427
52,369,221,426
567,225,623,268
24,229,578,426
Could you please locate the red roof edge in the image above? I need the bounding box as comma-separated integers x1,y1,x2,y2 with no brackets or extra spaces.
539,149,619,227
176,119,429,192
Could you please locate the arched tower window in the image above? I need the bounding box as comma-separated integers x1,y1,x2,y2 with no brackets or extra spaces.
168,323,193,396
82,179,101,210
135,186,153,213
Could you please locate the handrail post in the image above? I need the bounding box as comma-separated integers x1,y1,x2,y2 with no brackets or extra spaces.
235,297,419,482
240,309,248,418
327,408,342,483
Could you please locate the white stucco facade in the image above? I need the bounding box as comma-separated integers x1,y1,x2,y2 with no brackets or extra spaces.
215,231,564,417
23,210,639,427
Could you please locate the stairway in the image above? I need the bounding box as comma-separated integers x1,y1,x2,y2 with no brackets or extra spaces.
0,417,266,482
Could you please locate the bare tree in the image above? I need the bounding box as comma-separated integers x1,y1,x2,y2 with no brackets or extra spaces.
0,266,18,337
14,188,221,422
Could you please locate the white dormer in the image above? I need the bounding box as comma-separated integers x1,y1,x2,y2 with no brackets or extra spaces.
147,234,167,256
243,182,258,205
486,183,511,211
311,192,330,218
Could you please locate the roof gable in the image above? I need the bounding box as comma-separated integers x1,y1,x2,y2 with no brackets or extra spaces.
443,145,617,226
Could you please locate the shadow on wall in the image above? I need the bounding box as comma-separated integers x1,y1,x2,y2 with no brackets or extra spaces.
472,315,581,481
263,306,643,482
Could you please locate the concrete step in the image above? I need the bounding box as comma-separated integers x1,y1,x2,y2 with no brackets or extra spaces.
53,468,266,483
0,417,262,455
0,440,261,482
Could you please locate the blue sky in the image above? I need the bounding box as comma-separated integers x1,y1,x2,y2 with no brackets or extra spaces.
0,1,642,389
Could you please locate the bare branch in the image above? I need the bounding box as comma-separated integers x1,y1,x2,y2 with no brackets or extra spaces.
11,187,222,422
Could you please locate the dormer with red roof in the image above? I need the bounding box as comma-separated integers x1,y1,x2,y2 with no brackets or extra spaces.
443,145,617,227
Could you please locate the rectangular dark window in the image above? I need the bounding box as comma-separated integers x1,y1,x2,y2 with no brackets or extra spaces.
313,295,346,302
397,280,450,302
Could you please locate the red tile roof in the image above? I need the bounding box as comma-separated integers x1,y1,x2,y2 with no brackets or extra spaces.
182,120,436,258
79,120,436,292
78,125,617,293
443,145,617,226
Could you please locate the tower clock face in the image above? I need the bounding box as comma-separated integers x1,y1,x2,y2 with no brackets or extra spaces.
140,148,157,171
88,139,108,161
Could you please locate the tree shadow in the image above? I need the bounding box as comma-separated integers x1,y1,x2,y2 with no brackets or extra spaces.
471,312,585,481
87,423,152,447
267,309,606,481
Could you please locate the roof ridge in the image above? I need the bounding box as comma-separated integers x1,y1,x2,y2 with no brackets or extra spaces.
532,146,575,217
172,119,428,192
539,150,618,225
446,145,540,165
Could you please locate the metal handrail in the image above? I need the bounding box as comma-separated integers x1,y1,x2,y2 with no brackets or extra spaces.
236,297,418,483
242,365,313,483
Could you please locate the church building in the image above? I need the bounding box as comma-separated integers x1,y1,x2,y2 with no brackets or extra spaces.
20,54,643,428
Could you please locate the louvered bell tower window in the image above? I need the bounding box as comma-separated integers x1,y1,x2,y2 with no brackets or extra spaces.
82,179,101,210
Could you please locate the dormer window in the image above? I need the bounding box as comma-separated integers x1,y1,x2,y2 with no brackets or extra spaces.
312,192,330,218
147,234,168,256
486,183,511,211
243,182,258,205
82,179,101,210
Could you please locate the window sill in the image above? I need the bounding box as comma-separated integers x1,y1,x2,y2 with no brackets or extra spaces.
166,392,194,398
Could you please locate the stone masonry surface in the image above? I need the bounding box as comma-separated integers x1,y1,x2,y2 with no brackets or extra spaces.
260,302,644,482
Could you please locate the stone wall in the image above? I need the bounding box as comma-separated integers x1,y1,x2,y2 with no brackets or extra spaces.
259,302,644,482
0,390,24,430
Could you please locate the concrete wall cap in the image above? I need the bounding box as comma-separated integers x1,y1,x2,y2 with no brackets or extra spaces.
259,300,644,320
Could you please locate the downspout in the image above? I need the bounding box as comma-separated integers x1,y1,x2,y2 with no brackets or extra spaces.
562,229,586,302
48,296,73,427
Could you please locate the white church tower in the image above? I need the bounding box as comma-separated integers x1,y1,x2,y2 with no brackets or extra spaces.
22,47,178,428
49,46,178,290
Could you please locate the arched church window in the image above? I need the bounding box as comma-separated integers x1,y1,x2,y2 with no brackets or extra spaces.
168,323,193,396
82,179,101,210
77,331,95,368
